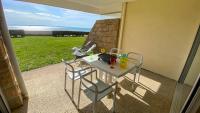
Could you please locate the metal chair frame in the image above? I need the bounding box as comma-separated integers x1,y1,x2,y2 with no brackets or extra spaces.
110,48,143,83
127,52,143,85
72,41,96,60
109,48,122,54
63,59,94,103
78,70,118,113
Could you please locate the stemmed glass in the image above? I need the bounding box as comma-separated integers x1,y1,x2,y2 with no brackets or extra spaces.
110,54,117,69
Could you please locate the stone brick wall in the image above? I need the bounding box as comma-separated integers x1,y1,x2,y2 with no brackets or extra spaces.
85,18,120,53
0,35,23,109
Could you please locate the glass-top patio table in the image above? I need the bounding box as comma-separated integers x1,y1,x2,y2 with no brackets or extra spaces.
81,54,137,82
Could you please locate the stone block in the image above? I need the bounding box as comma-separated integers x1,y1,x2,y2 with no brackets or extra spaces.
0,70,15,89
0,58,9,73
7,94,23,109
102,27,109,32
108,25,115,30
94,23,101,28
88,34,96,39
0,38,7,60
103,32,113,37
3,84,21,100
96,20,104,24
110,31,118,37
93,28,98,32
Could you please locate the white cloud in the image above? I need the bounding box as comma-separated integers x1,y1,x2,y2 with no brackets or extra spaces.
4,9,32,15
4,7,102,28
32,5,49,12
36,13,61,19
63,9,82,16
62,9,102,22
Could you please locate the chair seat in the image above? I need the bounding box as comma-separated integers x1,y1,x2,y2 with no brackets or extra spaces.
73,50,85,56
129,67,137,74
67,67,89,80
83,80,113,101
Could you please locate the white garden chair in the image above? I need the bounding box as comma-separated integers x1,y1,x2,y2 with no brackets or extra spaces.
77,70,118,113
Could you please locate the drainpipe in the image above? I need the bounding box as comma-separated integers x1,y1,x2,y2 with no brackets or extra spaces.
0,0,28,98
117,2,127,49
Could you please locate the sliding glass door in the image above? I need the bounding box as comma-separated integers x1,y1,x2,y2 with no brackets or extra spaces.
181,75,200,113
170,25,200,113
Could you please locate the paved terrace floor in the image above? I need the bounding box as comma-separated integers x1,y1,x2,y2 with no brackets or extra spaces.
12,63,176,113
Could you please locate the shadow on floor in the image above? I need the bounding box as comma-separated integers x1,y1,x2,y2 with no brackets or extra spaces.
116,93,150,113
79,101,111,113
118,69,176,113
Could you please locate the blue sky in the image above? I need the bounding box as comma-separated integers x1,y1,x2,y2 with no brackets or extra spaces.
2,0,106,28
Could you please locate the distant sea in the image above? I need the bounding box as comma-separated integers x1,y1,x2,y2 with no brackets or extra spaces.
8,26,91,32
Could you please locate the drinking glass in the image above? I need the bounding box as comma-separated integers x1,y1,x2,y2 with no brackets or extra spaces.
119,54,128,69
110,54,117,69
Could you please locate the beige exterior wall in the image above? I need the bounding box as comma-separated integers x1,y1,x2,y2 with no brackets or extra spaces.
121,0,200,80
185,46,200,86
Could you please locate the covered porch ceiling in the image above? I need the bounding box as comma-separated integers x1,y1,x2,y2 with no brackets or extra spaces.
17,0,135,15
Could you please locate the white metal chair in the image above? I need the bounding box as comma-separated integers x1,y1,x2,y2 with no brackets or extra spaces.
127,52,143,85
109,48,122,55
78,70,118,113
62,59,95,103
72,41,96,60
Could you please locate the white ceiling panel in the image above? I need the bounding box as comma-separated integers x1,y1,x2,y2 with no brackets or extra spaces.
17,0,135,14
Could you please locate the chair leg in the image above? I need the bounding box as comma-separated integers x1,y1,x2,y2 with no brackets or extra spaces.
77,81,81,109
92,101,96,113
99,70,103,80
93,93,98,113
137,71,141,83
64,69,67,90
64,74,66,90
95,70,98,80
91,67,93,81
105,73,108,83
136,68,141,83
112,84,118,113
72,80,75,100
134,73,136,82
131,73,137,90
108,75,112,84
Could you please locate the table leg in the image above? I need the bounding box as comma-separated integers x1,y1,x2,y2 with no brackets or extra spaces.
99,70,103,80
105,73,108,83
107,74,114,98
108,75,112,84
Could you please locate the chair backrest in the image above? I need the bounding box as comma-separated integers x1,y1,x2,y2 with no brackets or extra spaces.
62,59,74,73
127,52,143,67
82,41,96,52
109,48,122,54
80,70,98,92
86,43,96,53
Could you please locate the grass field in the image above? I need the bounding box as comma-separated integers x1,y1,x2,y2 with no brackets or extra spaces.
12,36,85,72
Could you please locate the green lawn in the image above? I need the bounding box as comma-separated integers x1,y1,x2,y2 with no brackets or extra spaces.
12,36,85,72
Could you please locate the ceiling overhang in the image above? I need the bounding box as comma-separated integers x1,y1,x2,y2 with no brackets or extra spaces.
17,0,135,15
